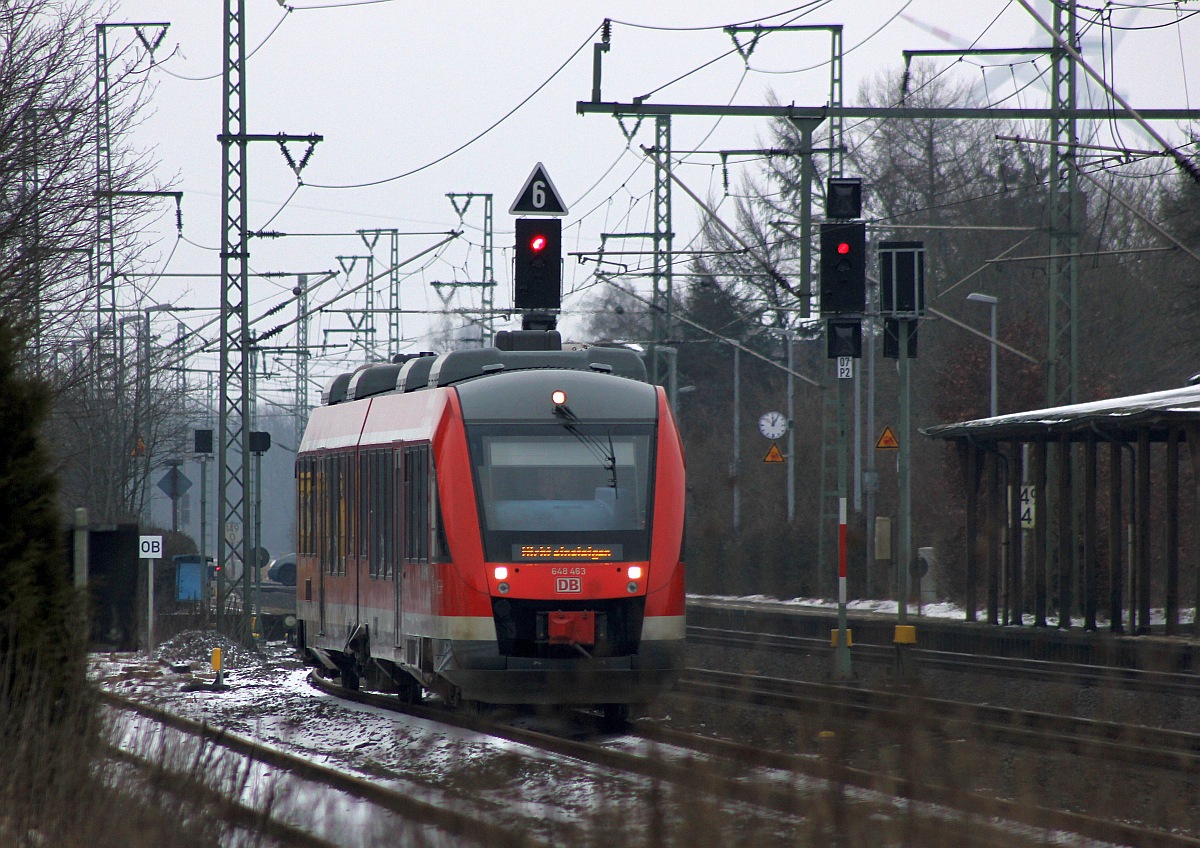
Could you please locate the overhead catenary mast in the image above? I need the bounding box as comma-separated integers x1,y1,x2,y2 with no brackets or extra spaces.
218,0,322,636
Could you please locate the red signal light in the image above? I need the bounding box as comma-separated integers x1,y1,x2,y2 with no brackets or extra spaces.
837,242,851,255
530,234,547,252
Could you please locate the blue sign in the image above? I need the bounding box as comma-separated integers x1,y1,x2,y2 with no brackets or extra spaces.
176,559,203,602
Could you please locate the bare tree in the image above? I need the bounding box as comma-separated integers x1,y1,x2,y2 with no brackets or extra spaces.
0,1,173,523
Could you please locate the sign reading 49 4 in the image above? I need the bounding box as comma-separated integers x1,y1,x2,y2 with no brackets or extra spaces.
1019,485,1036,529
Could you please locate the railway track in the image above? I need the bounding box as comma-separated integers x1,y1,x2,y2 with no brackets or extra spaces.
688,624,1200,702
677,666,1200,771
94,632,1198,846
309,671,1183,848
667,666,1200,846
99,690,544,848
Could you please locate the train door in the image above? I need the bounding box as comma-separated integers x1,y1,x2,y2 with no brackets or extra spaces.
393,445,404,647
319,452,333,634
354,447,368,632
400,443,431,653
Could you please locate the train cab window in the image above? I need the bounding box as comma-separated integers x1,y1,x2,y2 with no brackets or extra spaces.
467,423,655,563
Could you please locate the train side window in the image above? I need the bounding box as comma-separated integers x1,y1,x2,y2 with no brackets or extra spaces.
345,452,354,573
313,458,326,566
358,450,370,566
391,447,403,575
295,460,304,556
404,444,430,563
384,449,396,577
297,457,313,557
326,453,340,575
431,468,449,563
368,449,387,579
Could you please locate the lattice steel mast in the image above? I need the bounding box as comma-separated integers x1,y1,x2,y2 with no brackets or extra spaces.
218,0,321,633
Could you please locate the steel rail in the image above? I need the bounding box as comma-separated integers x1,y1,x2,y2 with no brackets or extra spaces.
100,690,544,848
669,668,1200,847
103,743,338,848
309,671,1115,848
687,623,1200,700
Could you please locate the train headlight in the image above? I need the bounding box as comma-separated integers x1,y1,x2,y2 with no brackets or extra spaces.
551,389,566,406
627,566,642,580
627,582,638,593
494,566,508,580
498,582,510,594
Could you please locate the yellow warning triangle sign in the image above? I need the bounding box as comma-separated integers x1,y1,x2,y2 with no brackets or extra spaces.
876,426,900,450
763,442,785,463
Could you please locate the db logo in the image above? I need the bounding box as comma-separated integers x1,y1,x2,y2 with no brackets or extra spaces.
555,577,582,593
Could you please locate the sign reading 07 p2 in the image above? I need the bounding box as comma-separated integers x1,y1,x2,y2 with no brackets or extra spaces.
512,544,623,561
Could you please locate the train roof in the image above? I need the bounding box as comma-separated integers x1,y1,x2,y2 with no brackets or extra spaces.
429,347,646,387
319,345,647,406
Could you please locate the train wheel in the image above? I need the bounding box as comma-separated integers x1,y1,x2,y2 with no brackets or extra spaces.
600,704,631,732
396,678,422,704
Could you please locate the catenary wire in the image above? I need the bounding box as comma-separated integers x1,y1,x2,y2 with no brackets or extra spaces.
284,0,398,9
151,9,292,83
608,2,830,33
742,0,915,76
305,25,600,190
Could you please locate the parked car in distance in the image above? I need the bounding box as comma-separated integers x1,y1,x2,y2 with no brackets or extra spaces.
267,553,296,586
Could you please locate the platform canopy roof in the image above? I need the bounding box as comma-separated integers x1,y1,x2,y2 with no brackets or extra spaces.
924,383,1200,444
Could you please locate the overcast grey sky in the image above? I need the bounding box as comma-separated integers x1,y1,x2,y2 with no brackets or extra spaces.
108,1,1200,399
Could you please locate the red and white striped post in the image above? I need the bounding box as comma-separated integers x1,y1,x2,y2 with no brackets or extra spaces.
834,497,852,679
839,497,848,604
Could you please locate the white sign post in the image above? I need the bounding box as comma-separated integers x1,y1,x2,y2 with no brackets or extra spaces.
140,535,163,651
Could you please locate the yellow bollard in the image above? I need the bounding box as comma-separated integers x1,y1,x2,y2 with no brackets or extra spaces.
212,647,223,688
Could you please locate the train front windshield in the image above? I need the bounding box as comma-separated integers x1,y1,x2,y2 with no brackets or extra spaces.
468,422,655,562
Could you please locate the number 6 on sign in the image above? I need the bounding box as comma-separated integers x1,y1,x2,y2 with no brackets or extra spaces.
509,162,569,216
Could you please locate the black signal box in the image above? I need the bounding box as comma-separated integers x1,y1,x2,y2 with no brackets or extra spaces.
826,319,863,359
879,241,925,316
819,221,866,316
826,177,863,220
514,218,562,311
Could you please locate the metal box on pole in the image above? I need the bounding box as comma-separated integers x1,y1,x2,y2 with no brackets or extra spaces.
879,241,925,317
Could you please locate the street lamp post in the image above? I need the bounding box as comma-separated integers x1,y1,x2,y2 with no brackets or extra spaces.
967,293,998,417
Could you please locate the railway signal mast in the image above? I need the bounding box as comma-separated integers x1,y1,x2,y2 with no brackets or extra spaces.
819,179,865,683
510,163,567,335
879,240,926,679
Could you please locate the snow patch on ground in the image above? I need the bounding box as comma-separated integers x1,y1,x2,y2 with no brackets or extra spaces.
689,593,1197,627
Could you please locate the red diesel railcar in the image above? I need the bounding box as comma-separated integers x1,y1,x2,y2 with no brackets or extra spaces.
295,339,686,716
